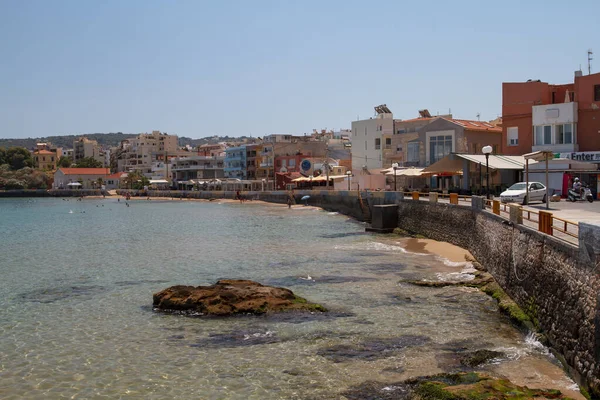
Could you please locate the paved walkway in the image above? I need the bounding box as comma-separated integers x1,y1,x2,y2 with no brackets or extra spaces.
520,199,600,224
412,195,598,246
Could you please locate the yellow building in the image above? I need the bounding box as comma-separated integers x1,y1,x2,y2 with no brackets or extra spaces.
33,150,57,170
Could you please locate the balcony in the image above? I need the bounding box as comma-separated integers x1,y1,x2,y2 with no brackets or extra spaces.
532,102,577,125
225,154,244,162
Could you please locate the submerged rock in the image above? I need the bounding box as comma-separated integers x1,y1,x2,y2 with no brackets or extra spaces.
152,279,327,316
399,271,494,288
317,336,430,363
459,349,505,367
342,372,573,399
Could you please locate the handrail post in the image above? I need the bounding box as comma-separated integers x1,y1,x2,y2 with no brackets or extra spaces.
449,193,458,205
508,203,523,224
492,200,500,215
430,192,438,203
539,210,553,235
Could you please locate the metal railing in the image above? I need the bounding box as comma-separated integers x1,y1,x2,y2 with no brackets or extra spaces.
397,191,579,246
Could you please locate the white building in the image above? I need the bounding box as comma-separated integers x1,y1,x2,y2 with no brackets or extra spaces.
115,131,179,174
351,105,395,171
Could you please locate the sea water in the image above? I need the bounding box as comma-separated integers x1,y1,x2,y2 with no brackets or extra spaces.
0,198,582,399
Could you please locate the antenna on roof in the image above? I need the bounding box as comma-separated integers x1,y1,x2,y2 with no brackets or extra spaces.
476,112,481,121
588,49,593,75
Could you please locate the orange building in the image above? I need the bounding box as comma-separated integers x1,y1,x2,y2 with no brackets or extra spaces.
33,149,57,170
502,71,600,156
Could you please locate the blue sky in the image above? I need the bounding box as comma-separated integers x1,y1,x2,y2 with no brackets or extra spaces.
1,0,598,139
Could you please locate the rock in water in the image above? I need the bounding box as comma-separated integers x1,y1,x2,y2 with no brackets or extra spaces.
153,279,327,316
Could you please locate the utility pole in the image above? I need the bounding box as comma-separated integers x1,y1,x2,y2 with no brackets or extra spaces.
165,150,169,188
588,49,594,75
324,145,330,189
271,144,276,191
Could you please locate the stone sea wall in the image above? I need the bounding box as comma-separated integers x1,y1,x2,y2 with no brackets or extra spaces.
394,200,599,395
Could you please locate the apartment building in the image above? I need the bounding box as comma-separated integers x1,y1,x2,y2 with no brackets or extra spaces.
74,137,105,166
502,71,600,156
171,155,225,183
115,131,178,175
224,146,247,179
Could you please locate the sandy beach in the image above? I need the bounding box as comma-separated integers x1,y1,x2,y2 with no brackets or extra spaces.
400,237,473,263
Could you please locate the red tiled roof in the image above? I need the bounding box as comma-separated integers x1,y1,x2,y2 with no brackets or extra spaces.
444,118,502,133
107,172,127,179
34,150,55,155
58,168,110,175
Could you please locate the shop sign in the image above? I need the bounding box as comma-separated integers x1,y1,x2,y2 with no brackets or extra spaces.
554,152,600,162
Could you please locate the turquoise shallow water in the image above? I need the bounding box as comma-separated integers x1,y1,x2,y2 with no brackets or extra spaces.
0,198,582,399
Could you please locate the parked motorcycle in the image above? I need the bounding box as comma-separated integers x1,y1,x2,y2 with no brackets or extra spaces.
568,185,594,203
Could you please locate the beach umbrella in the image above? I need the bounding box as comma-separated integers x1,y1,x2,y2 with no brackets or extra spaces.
301,195,310,206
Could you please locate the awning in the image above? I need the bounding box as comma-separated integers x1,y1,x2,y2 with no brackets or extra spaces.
421,157,463,176
67,182,82,186
524,150,554,162
386,167,424,176
292,176,310,182
149,179,168,184
455,154,525,170
328,175,351,180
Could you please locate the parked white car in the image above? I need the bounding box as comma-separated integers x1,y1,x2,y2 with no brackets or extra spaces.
500,182,547,205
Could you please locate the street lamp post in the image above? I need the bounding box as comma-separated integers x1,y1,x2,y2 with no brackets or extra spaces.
346,170,352,191
392,162,398,191
261,178,265,192
482,145,493,200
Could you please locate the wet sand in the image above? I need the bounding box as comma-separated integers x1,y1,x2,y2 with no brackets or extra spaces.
401,237,473,263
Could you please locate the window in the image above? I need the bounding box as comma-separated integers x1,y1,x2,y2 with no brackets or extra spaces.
407,142,419,162
385,138,391,149
288,159,295,167
365,141,367,150
534,125,553,145
555,124,574,144
564,124,573,144
507,127,518,146
544,125,552,144
429,135,452,163
375,138,380,149
595,84,600,102
397,129,405,134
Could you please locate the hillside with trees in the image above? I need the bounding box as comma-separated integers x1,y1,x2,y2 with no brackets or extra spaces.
0,133,137,149
0,133,258,149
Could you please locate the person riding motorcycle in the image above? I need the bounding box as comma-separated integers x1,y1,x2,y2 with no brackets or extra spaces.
573,177,583,196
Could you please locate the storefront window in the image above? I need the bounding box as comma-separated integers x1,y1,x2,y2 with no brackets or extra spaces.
429,135,452,164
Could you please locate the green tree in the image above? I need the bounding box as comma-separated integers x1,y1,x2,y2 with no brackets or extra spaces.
0,147,6,165
56,156,72,168
5,147,33,170
122,171,149,190
74,157,103,168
